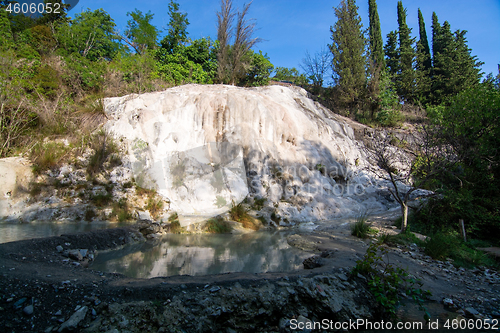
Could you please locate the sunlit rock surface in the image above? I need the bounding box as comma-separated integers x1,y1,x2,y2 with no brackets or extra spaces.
105,84,397,224
0,157,33,222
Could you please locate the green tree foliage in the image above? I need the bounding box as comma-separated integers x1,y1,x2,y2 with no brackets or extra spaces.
0,8,14,49
154,37,218,85
418,85,500,241
368,0,384,67
238,50,273,87
415,8,431,104
161,0,189,54
430,14,483,105
36,0,70,26
395,1,416,102
329,0,367,108
384,30,399,78
376,69,402,126
56,9,121,61
124,9,159,55
417,9,431,73
272,67,308,85
108,51,158,94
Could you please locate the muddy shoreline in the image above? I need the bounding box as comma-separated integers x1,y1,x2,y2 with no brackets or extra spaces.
1,222,499,332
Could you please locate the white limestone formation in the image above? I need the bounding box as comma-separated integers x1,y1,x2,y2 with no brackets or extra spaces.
104,84,398,225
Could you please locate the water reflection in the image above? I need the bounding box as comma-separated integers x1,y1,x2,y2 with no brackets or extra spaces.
0,221,132,244
91,232,311,278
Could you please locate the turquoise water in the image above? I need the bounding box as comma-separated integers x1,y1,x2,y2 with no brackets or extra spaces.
0,220,133,244
90,232,311,278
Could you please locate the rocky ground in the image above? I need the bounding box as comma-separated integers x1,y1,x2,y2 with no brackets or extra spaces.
0,216,499,333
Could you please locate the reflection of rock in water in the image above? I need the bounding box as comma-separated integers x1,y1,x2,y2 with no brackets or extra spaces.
91,232,310,278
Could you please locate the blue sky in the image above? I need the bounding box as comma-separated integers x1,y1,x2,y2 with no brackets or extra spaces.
66,0,500,77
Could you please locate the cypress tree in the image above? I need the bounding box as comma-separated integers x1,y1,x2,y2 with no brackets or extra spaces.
368,0,384,67
415,8,431,103
329,0,367,109
384,30,399,78
431,12,441,68
396,1,416,102
417,9,431,72
431,18,483,104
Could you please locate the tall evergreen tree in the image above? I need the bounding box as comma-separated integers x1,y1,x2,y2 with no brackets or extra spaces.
431,12,441,68
431,17,483,104
396,1,416,101
161,1,190,54
384,30,399,77
417,9,431,72
368,0,384,67
329,0,367,108
415,8,431,103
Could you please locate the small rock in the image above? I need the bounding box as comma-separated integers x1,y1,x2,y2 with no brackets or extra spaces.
303,256,324,269
443,298,454,306
23,305,34,316
54,310,62,316
91,308,97,316
56,245,64,252
58,306,88,332
79,249,88,258
67,250,83,261
465,307,480,316
209,286,221,293
13,297,27,309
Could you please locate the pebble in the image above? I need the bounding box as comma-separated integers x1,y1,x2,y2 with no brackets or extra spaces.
56,245,63,252
23,304,33,316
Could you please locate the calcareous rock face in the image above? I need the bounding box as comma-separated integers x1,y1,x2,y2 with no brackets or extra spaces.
105,84,397,225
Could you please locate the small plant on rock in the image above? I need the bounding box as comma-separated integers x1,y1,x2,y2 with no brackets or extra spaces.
351,214,376,238
205,216,231,233
168,212,183,234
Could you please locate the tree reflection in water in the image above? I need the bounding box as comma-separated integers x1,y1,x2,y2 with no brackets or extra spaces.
90,232,311,278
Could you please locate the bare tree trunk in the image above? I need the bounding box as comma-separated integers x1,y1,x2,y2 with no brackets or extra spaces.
401,202,408,233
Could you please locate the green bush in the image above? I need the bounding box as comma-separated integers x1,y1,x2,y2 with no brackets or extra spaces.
33,64,59,99
353,242,432,321
205,216,231,233
424,232,498,268
167,212,183,234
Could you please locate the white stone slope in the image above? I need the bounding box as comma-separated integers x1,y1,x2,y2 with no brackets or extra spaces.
104,84,398,225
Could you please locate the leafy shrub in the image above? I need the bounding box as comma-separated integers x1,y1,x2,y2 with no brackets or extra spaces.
112,198,132,222
205,216,231,233
167,212,183,234
253,197,266,210
33,64,59,99
353,242,432,321
90,192,112,207
84,208,97,221
424,232,498,269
